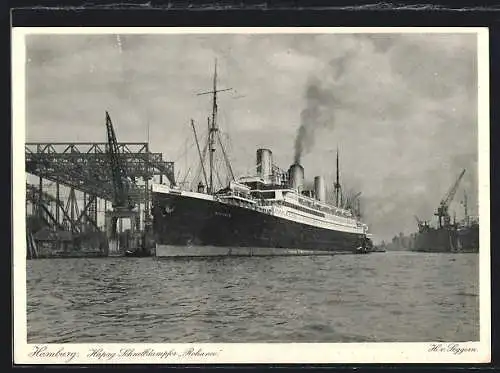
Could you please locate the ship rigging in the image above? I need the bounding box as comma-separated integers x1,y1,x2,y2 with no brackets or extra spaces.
193,59,234,195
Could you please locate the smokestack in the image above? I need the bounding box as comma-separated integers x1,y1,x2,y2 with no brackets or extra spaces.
314,176,326,202
256,149,273,183
288,164,304,192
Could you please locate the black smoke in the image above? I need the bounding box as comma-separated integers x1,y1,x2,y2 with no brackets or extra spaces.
293,52,352,165
293,78,337,164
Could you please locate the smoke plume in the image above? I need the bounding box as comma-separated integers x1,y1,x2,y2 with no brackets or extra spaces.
294,78,336,164
293,52,352,164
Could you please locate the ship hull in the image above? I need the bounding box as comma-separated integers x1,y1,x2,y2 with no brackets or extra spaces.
412,225,479,253
456,224,479,253
412,228,457,253
152,190,365,257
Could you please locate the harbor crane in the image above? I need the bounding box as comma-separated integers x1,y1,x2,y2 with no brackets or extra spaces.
105,111,136,211
434,168,466,228
104,111,141,254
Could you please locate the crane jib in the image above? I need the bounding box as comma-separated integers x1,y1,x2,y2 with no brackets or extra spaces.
105,111,136,210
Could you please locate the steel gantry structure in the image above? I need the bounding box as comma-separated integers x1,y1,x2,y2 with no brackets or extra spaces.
25,142,175,234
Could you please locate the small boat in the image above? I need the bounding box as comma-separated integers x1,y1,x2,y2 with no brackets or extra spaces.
354,246,370,254
124,249,151,257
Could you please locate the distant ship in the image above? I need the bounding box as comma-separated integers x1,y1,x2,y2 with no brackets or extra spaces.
412,221,479,253
151,62,372,257
412,169,479,253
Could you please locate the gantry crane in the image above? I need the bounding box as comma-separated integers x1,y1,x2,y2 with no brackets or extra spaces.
434,169,466,228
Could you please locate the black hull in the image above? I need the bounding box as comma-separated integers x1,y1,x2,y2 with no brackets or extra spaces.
412,226,479,253
152,192,365,254
457,224,479,253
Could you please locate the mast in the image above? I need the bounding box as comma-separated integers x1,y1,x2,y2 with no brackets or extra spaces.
334,148,341,207
209,61,217,194
146,113,150,145
197,59,232,194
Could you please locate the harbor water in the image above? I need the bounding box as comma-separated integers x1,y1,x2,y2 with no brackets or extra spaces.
27,251,479,343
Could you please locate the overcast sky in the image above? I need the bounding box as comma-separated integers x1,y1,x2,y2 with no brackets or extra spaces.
25,32,479,242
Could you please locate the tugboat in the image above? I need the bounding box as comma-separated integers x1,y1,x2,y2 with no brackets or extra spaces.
355,234,375,254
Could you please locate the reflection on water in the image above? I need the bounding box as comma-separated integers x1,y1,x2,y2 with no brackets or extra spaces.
27,251,479,343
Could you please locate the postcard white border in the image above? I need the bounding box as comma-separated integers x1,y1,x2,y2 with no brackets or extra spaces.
12,27,491,364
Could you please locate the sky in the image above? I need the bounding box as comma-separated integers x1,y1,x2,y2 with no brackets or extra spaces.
25,32,480,242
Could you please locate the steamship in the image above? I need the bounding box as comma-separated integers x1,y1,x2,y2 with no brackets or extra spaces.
151,63,371,257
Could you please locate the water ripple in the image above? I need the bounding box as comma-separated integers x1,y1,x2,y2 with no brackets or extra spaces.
27,252,479,343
